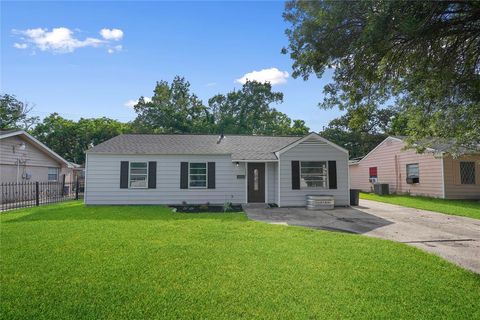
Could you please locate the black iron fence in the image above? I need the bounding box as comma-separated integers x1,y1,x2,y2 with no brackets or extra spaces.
0,180,84,211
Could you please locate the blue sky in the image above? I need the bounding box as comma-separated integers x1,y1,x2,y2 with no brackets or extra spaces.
1,1,342,131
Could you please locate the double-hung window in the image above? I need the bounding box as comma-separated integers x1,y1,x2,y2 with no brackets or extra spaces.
129,162,148,188
406,163,420,183
189,162,207,188
300,161,327,188
460,162,476,185
48,167,59,181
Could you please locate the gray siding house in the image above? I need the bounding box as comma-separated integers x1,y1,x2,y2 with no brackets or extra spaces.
85,132,349,207
0,130,78,183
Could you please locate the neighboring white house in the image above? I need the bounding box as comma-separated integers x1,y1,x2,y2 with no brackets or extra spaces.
0,130,80,184
84,132,349,207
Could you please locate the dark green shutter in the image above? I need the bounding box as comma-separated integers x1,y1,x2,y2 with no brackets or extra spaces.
180,162,188,189
120,161,129,189
328,161,337,189
208,162,215,189
148,161,157,189
291,161,300,190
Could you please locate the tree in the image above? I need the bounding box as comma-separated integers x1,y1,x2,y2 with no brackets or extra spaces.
32,113,131,164
132,77,309,136
132,76,214,133
0,94,39,130
208,80,309,135
320,107,407,158
283,1,480,152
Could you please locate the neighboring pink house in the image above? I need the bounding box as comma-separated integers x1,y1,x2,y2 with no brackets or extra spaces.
349,136,480,199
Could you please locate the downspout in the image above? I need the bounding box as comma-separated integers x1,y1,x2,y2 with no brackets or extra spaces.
440,152,445,199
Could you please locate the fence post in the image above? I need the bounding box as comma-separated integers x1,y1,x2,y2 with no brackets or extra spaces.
75,179,79,200
61,174,66,196
35,182,39,206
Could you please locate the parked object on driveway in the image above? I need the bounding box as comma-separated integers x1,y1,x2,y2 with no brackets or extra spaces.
84,132,350,207
306,195,334,210
349,136,480,199
350,189,360,206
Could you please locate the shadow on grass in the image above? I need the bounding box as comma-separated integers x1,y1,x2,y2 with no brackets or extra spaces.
3,202,247,224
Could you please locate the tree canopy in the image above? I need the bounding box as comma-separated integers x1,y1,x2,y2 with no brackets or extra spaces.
283,0,480,151
32,114,132,164
208,80,309,135
0,94,39,130
132,77,309,136
132,76,213,133
320,107,407,159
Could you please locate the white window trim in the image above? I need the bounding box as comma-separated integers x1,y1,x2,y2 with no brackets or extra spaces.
300,161,328,189
188,162,208,189
406,163,420,179
48,167,59,181
128,162,149,189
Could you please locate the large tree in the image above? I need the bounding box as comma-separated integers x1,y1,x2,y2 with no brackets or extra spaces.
132,76,214,133
0,94,39,130
283,1,480,152
208,80,309,135
132,77,309,136
320,107,407,159
32,114,131,164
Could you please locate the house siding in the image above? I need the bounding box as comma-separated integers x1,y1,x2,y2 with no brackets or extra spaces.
266,162,278,204
278,140,349,207
85,153,246,205
0,135,66,182
349,138,444,198
443,155,480,199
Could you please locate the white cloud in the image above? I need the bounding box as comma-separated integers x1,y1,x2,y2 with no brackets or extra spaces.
235,67,289,85
108,45,123,54
12,27,124,54
100,28,123,41
13,43,28,49
205,82,217,87
125,97,152,108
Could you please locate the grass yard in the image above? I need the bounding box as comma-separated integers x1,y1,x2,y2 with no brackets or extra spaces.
1,202,479,319
360,192,480,220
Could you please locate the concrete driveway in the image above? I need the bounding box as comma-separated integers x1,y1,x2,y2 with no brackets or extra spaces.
244,199,480,273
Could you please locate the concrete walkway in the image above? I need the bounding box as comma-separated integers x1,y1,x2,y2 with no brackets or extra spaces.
244,199,480,273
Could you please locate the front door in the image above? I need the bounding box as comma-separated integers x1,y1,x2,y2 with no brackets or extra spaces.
247,163,265,203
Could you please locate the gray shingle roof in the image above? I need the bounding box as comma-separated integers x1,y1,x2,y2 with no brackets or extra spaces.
87,134,302,160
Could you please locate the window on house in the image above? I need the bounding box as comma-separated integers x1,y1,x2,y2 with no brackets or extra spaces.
48,167,59,181
460,162,476,185
406,163,420,183
369,167,378,178
129,162,148,188
189,162,207,188
300,161,327,188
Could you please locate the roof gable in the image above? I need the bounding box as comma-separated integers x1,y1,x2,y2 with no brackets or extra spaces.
0,130,73,167
275,132,348,155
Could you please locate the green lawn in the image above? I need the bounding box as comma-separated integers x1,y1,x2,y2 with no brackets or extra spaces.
1,202,479,319
360,192,480,220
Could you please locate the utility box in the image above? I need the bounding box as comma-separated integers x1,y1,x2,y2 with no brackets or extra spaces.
373,183,389,195
306,195,334,210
